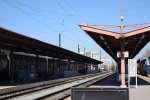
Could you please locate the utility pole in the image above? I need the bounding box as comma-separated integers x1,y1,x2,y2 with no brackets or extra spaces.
84,47,85,56
78,44,80,54
100,50,101,61
59,19,64,47
59,33,61,47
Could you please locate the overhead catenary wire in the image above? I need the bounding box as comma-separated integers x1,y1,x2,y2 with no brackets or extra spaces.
2,0,58,33
2,0,150,21
11,0,83,50
2,0,82,52
6,0,150,18
8,0,71,16
77,5,150,18
62,0,88,23
55,0,88,51
55,0,79,25
5,0,60,24
3,0,149,53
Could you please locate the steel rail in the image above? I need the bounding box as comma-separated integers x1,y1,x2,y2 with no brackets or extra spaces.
0,71,111,99
41,72,115,100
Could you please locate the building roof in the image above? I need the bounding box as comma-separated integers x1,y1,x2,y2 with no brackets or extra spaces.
0,27,102,64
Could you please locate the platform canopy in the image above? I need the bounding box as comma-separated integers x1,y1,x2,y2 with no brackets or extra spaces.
80,24,150,63
0,27,102,64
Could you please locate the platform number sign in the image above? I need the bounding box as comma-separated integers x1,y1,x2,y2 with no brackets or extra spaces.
117,51,129,58
128,59,137,88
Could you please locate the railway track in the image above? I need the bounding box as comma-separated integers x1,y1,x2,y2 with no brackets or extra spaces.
0,71,115,100
41,72,115,100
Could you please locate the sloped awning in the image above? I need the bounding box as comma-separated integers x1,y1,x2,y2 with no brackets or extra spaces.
80,24,150,63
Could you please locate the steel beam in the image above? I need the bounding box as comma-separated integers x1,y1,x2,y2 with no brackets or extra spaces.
125,26,150,37
79,24,120,39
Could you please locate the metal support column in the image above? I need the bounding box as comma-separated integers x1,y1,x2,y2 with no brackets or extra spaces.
10,51,14,83
46,58,49,74
120,38,126,87
76,61,78,71
67,59,70,71
36,54,39,78
3,50,11,82
52,58,55,75
58,58,60,71
74,61,76,71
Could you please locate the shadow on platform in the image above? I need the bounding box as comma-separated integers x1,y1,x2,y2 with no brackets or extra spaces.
93,73,150,86
130,77,150,86
93,73,119,86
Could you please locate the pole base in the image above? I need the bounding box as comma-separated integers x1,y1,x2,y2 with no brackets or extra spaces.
120,85,127,88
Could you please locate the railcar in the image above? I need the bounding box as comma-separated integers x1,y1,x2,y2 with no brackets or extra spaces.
137,56,150,77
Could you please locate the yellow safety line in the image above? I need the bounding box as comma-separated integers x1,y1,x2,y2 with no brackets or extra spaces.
138,74,150,83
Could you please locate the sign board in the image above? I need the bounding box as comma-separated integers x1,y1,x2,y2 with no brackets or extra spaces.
128,59,137,88
128,59,137,77
117,51,121,58
124,51,129,58
117,51,129,58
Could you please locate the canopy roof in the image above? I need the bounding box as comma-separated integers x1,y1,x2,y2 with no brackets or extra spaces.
80,24,150,62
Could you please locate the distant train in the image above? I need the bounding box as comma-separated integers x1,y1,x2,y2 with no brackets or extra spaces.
137,56,150,77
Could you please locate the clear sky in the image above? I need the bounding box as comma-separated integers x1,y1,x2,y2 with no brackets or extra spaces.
0,0,150,60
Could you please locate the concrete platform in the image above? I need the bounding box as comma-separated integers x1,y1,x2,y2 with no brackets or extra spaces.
130,86,150,100
87,73,150,100
130,75,150,100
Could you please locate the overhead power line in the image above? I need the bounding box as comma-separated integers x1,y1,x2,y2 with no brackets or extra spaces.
3,0,84,52
2,0,58,33
62,0,88,23
55,0,87,49
55,0,79,24
5,0,60,24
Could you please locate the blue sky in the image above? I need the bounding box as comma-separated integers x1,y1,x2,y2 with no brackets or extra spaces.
0,0,150,60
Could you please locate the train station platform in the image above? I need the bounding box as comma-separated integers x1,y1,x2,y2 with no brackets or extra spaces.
130,75,150,100
92,74,150,100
